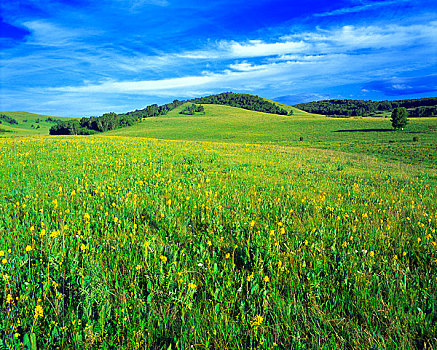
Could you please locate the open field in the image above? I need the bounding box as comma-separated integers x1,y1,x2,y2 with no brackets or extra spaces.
108,103,437,168
0,112,76,136
1,135,436,349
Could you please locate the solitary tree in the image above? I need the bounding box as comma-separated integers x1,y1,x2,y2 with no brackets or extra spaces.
391,107,408,130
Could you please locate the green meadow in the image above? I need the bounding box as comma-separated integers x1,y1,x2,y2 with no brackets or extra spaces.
0,102,436,349
109,103,437,167
0,112,75,136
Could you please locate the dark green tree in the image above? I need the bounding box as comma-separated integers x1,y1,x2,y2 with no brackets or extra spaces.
391,107,408,130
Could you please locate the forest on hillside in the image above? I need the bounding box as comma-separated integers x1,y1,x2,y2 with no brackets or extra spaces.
294,97,437,117
49,100,185,135
49,93,292,135
192,92,291,115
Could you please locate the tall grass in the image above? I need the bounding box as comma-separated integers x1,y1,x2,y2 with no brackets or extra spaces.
0,136,436,349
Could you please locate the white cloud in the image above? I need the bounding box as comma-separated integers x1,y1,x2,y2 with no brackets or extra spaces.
225,39,309,58
228,62,265,71
313,0,407,17
21,20,99,47
177,22,437,61
4,19,437,116
36,20,436,101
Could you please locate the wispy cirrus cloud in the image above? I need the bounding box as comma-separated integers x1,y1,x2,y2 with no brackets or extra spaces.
313,0,409,17
176,22,437,61
5,20,435,116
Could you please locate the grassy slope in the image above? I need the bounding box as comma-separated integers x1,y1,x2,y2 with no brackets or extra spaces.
108,103,437,167
0,111,76,136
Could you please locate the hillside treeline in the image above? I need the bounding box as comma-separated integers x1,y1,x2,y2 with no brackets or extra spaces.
49,100,185,135
408,105,437,118
192,92,291,115
294,97,437,117
123,100,184,119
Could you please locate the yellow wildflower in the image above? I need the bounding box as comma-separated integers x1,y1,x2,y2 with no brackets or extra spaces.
263,276,269,283
160,255,167,263
188,282,197,289
26,245,32,252
34,305,43,319
250,315,263,328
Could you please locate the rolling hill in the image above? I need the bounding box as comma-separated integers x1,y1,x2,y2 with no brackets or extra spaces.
106,102,437,167
0,111,76,136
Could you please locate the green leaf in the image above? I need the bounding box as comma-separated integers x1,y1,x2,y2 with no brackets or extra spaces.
250,283,259,295
23,332,37,350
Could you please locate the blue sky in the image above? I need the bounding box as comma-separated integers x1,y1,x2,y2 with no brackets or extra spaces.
1,0,436,117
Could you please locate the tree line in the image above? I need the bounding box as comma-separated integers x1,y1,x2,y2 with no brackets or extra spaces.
294,97,437,117
49,100,185,135
191,92,291,115
407,105,437,118
49,93,294,135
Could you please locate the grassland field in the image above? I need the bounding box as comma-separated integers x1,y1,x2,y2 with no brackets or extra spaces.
108,103,437,168
0,102,436,349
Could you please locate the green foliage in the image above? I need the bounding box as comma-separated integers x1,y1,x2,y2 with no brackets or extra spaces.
295,97,437,117
0,114,18,125
192,92,289,115
180,104,204,115
391,107,408,130
408,105,437,118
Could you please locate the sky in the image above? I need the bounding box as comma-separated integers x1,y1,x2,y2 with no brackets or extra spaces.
1,0,436,117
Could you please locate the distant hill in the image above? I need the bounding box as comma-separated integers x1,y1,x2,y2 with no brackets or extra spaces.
294,97,437,117
191,92,291,116
0,111,76,136
49,93,293,135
